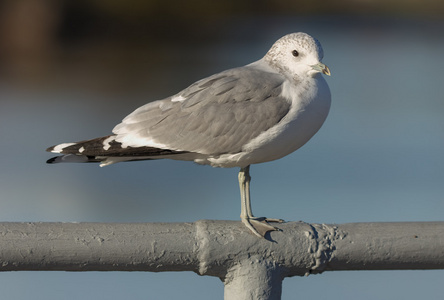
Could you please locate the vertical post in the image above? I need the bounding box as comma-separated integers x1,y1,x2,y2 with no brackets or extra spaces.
224,258,283,300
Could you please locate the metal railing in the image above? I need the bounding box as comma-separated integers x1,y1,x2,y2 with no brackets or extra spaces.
0,221,443,300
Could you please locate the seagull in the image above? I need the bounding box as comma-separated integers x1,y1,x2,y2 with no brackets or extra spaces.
46,32,331,238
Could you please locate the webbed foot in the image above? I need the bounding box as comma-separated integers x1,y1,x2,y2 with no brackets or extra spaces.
241,217,284,238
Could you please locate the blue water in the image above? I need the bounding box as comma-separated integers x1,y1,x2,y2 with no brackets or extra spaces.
0,15,443,300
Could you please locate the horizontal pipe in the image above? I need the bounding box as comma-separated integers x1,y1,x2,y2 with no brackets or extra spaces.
0,221,443,277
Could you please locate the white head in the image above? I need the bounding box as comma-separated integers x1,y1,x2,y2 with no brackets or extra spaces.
264,32,330,80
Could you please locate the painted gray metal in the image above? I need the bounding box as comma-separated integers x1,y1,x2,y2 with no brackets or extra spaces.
0,221,443,300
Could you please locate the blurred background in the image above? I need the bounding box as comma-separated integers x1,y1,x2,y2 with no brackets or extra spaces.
1,0,443,299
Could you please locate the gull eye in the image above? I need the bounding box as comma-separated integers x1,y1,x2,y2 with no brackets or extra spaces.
292,50,299,57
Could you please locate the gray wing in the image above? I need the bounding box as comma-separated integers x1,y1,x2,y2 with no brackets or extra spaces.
113,64,291,155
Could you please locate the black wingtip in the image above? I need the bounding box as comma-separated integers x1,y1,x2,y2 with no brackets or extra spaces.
46,156,59,164
46,146,55,152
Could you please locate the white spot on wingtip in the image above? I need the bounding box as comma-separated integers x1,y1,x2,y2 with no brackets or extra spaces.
171,95,186,102
102,136,115,150
79,146,85,153
52,143,76,153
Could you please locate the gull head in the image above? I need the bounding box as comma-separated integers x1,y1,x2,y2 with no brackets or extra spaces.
264,32,330,79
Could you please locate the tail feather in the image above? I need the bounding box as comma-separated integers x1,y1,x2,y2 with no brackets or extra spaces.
46,154,91,164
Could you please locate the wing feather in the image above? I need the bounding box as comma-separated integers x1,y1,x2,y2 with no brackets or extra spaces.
113,64,292,155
